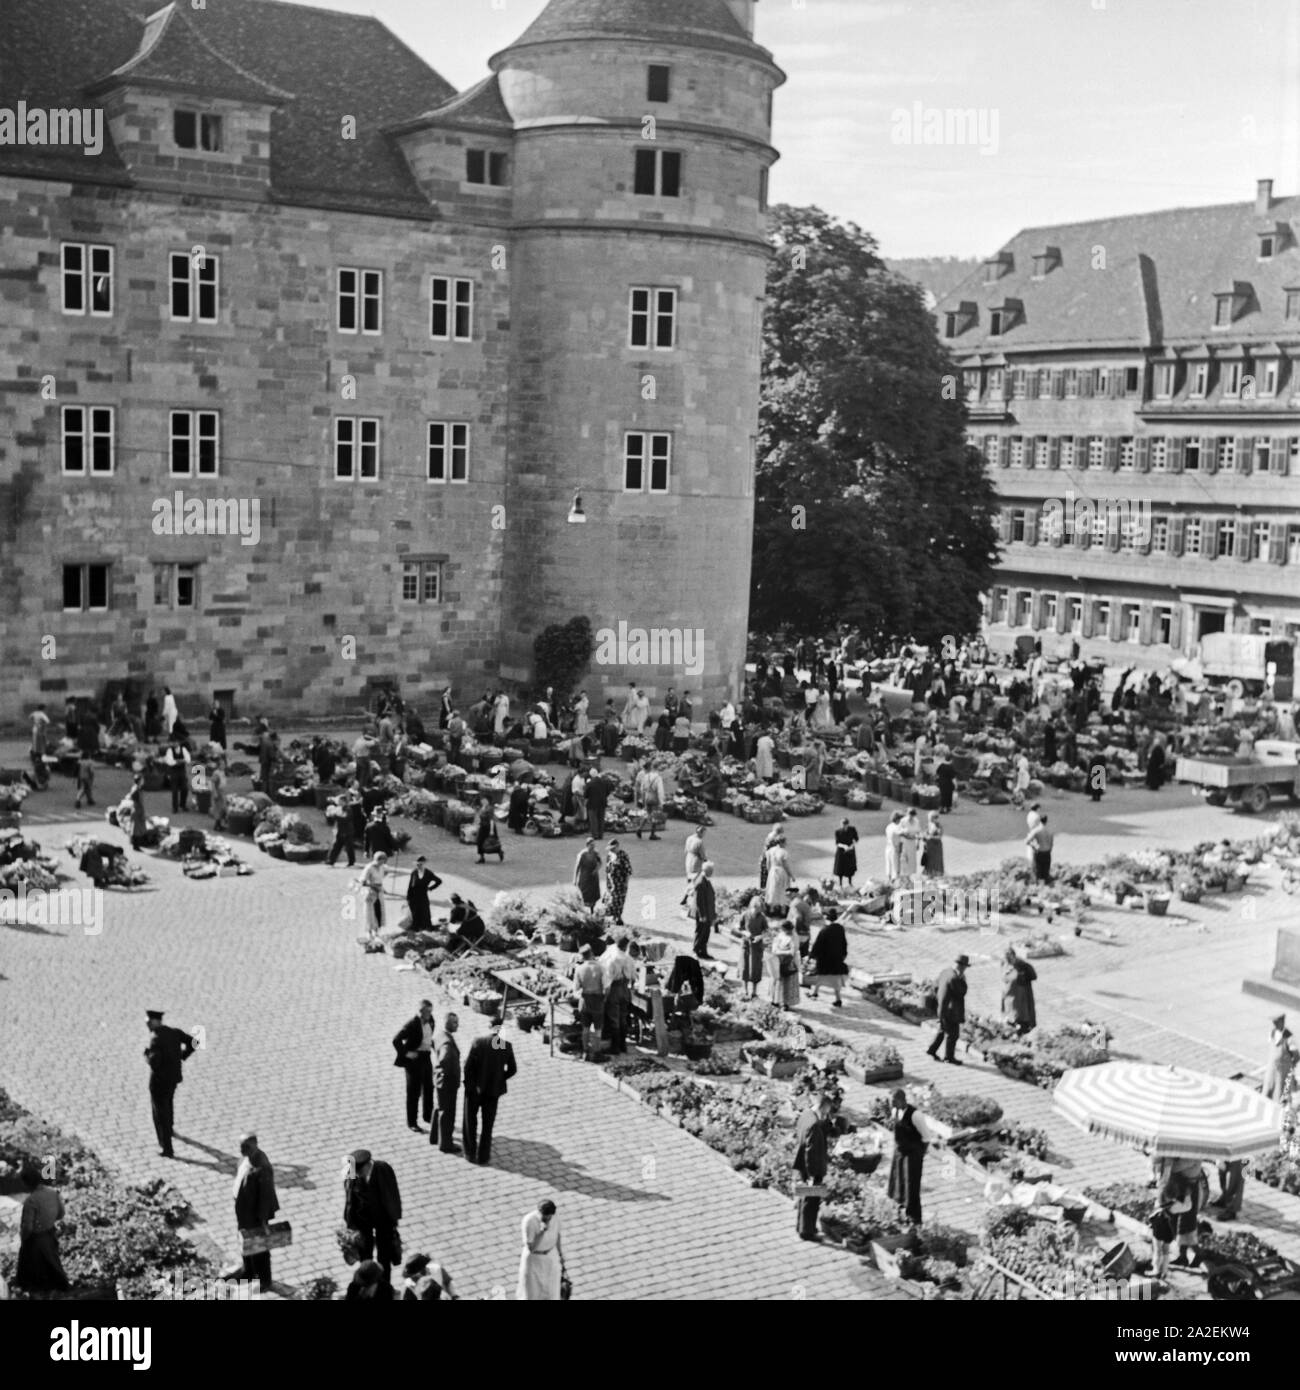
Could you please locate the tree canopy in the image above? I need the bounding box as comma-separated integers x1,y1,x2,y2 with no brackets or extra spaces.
751,205,999,644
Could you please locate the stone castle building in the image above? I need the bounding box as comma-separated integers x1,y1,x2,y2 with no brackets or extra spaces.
0,0,782,720
936,180,1300,670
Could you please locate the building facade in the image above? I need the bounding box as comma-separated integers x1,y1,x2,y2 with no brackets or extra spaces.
0,0,782,720
935,180,1300,668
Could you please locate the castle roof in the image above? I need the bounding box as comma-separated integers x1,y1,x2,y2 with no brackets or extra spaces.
492,0,778,67
0,0,456,216
936,190,1300,353
396,74,515,136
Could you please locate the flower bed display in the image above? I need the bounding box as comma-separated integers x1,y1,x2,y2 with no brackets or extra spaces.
981,1206,1098,1296
743,1039,808,1078
964,1017,1110,1089
858,977,936,1025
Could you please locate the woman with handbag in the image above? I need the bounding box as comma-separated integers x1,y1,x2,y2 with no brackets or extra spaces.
475,797,504,863
768,921,801,1010
806,908,849,1007
739,897,767,1000
517,1199,565,1300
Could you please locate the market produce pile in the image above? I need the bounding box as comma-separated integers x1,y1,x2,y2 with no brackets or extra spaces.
0,830,64,892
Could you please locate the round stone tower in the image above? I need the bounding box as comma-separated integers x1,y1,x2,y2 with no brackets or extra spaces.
492,0,784,710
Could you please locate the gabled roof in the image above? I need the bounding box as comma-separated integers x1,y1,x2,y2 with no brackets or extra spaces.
491,0,780,69
393,74,515,137
0,0,458,217
935,192,1300,352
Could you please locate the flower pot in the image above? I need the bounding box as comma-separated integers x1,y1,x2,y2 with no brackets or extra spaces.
226,812,254,836
194,789,212,815
841,1151,882,1176
1145,894,1171,917
558,933,578,953
683,1041,713,1061
844,1060,904,1086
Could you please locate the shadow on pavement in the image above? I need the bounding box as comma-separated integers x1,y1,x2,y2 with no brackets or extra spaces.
169,1134,317,1189
488,1137,671,1203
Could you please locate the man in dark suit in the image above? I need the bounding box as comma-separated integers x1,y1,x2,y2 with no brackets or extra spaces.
429,1013,462,1153
393,1000,436,1133
584,763,610,840
793,1093,833,1240
144,1009,197,1158
343,1149,402,1280
926,954,969,1065
462,1014,518,1166
232,1132,279,1291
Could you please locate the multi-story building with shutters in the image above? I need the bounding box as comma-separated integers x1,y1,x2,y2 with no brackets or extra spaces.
935,179,1300,667
0,0,782,718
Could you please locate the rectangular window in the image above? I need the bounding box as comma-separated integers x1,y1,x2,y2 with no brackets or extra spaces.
169,251,218,322
964,369,981,402
993,590,1009,624
647,64,671,102
427,422,469,483
465,150,508,185
1125,366,1140,394
61,406,114,475
153,562,199,609
1223,362,1242,398
1044,594,1058,628
1151,517,1169,553
1185,518,1202,556
1009,437,1024,468
430,276,473,341
624,432,671,493
401,560,443,604
1038,367,1052,397
1260,360,1279,397
1287,290,1300,320
985,435,1002,467
629,287,677,349
633,148,682,197
988,367,1004,398
338,268,382,334
1015,591,1032,626
1252,521,1272,560
1125,605,1141,643
1150,438,1167,471
1214,298,1233,327
1155,607,1173,644
1217,519,1237,558
1119,437,1135,470
1254,437,1271,473
759,168,768,211
1088,437,1105,469
1059,437,1075,469
1095,599,1111,632
1069,598,1083,634
334,417,380,480
1010,510,1026,542
62,563,109,611
1190,362,1208,398
1184,438,1201,470
1154,363,1175,398
1063,368,1078,399
61,242,113,316
1289,527,1300,565
1217,436,1236,472
989,310,1004,336
1034,436,1049,468
169,410,219,476
1095,367,1109,397
173,110,222,151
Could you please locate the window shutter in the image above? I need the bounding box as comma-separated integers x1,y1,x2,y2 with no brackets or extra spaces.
1024,512,1038,545
1026,373,1039,400
1235,523,1251,561
1168,437,1185,473
1106,515,1121,552
1030,592,1043,629
1081,602,1094,638
999,510,1012,543
1023,435,1035,469
1073,435,1088,469
1281,439,1294,477
983,590,996,623
1237,436,1253,474
1134,437,1150,473
1080,372,1094,399
1205,519,1219,560
1169,516,1185,556
1107,602,1123,642
1055,593,1068,633
1139,603,1153,645
1201,435,1218,474
1048,436,1061,470
1053,371,1066,400
1270,522,1287,564
1109,372,1124,399
1104,437,1119,471
1168,607,1183,651
1047,505,1062,547
1137,513,1153,556
995,437,1008,468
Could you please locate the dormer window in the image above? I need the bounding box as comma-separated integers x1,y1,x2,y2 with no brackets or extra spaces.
941,301,976,338
989,310,1004,335
1031,247,1060,278
1259,233,1276,260
466,149,508,185
1286,289,1300,320
983,253,1012,284
174,110,222,152
1212,282,1249,328
987,298,1022,337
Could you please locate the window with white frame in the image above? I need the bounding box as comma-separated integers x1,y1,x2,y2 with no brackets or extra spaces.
993,590,1009,623
334,416,379,480
1038,367,1051,397
1155,607,1173,644
1151,438,1167,471
1253,438,1271,473
61,243,113,316
1088,437,1105,469
1185,518,1202,555
1184,438,1201,470
1091,511,1107,546
988,367,1005,398
173,110,222,151
1154,362,1175,398
1069,597,1083,633
1060,437,1075,469
1217,437,1236,472
1095,599,1111,632
1260,360,1279,397
153,562,198,609
1151,517,1169,553
1189,362,1208,397
427,422,469,483
633,148,682,197
465,149,508,185
1034,436,1049,468
1010,509,1027,542
1095,367,1110,396
169,251,218,322
1015,591,1032,625
1124,605,1141,643
61,405,114,475
629,287,676,350
964,369,981,402
1222,362,1242,398
430,276,473,341
338,268,382,334
169,410,219,476
1289,526,1300,564
1252,521,1272,560
624,432,671,492
1119,437,1135,470
62,563,109,611
1064,368,1079,398
1217,518,1237,557
400,560,443,604
1010,369,1027,400
983,435,998,465
1044,594,1058,628
1009,437,1024,468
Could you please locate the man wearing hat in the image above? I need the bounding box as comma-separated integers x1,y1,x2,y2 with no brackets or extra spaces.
792,1091,833,1240
392,1000,436,1132
343,1149,403,1280
463,1013,518,1165
887,1088,935,1226
430,1013,462,1153
573,945,606,1055
1264,1014,1297,1102
232,1132,279,1291
925,956,970,1065
144,1010,198,1158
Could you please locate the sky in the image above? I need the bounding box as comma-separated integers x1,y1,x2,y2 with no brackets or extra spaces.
294,0,1300,258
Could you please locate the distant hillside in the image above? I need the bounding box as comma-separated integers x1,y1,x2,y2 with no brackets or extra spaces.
886,256,982,304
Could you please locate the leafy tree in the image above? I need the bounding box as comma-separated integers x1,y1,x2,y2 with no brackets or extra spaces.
532,616,595,705
752,205,999,645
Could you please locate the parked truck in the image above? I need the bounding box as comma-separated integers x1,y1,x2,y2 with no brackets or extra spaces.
1198,633,1296,700
1174,739,1300,813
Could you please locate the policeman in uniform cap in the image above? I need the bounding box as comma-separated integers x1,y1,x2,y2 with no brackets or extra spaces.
145,1009,198,1158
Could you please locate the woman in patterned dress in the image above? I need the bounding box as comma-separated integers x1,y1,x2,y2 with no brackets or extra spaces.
603,839,632,926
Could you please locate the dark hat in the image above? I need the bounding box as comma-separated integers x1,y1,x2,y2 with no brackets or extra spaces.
955,954,971,968
402,1253,431,1279
1272,1014,1287,1029
579,943,592,957
351,1148,372,1167
891,1089,907,1107
146,1009,164,1021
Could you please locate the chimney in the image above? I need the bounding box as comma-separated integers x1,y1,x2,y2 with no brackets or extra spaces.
724,0,756,38
1257,178,1273,215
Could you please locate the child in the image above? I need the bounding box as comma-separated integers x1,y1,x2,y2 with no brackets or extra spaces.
74,754,95,809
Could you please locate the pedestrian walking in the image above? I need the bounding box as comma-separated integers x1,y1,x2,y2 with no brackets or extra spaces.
128,774,149,851
786,883,814,958
739,897,767,999
393,1000,436,1132
925,955,969,1065
15,1162,69,1294
936,755,956,813
585,764,610,839
162,686,179,738
463,1013,517,1166
1001,946,1037,1035
364,805,395,859
603,839,631,925
1027,814,1054,883
574,944,607,1055
686,861,717,960
806,907,848,1007
1087,750,1107,801
1212,1160,1245,1221
754,728,775,781
884,811,903,884
144,1009,198,1158
793,1092,833,1241
1024,802,1042,870
573,837,602,908
832,817,858,887
405,857,442,934
759,824,784,892
634,761,664,840
1263,1014,1297,1101
684,823,706,880
28,704,51,790
898,808,921,881
517,1200,565,1301
600,935,636,1054
474,797,504,863
430,1012,462,1153
357,852,388,941
343,1150,403,1281
763,835,793,908
164,737,190,813
73,753,95,809
768,920,801,1010
208,699,226,750
231,1132,279,1292
326,785,362,867
887,1088,934,1227
921,809,944,876
209,754,228,830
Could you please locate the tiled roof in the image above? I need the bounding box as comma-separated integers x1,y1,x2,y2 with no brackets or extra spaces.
492,0,777,66
935,193,1300,354
397,74,514,135
0,0,457,216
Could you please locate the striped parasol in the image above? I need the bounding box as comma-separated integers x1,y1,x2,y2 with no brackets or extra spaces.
1054,1063,1285,1162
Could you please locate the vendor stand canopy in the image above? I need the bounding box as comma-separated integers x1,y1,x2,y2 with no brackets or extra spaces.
1054,1063,1284,1162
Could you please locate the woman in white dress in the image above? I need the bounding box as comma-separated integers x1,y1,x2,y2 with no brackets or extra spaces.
764,841,793,908
572,692,589,736
898,810,920,880
812,689,835,731
884,812,903,883
517,1200,564,1300
768,920,801,1009
754,731,775,781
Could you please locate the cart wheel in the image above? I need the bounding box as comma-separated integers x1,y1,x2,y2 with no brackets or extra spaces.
1207,1264,1259,1301
1242,784,1271,815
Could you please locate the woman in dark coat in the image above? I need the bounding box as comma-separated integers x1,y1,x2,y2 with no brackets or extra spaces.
406,856,442,933
807,908,849,1006
935,757,956,813
653,713,673,753
739,897,766,999
129,775,149,851
1001,947,1037,1034
507,783,531,833
1145,738,1167,791
573,838,601,908
16,1163,69,1293
474,797,503,863
1087,751,1107,801
209,701,226,749
832,818,858,887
